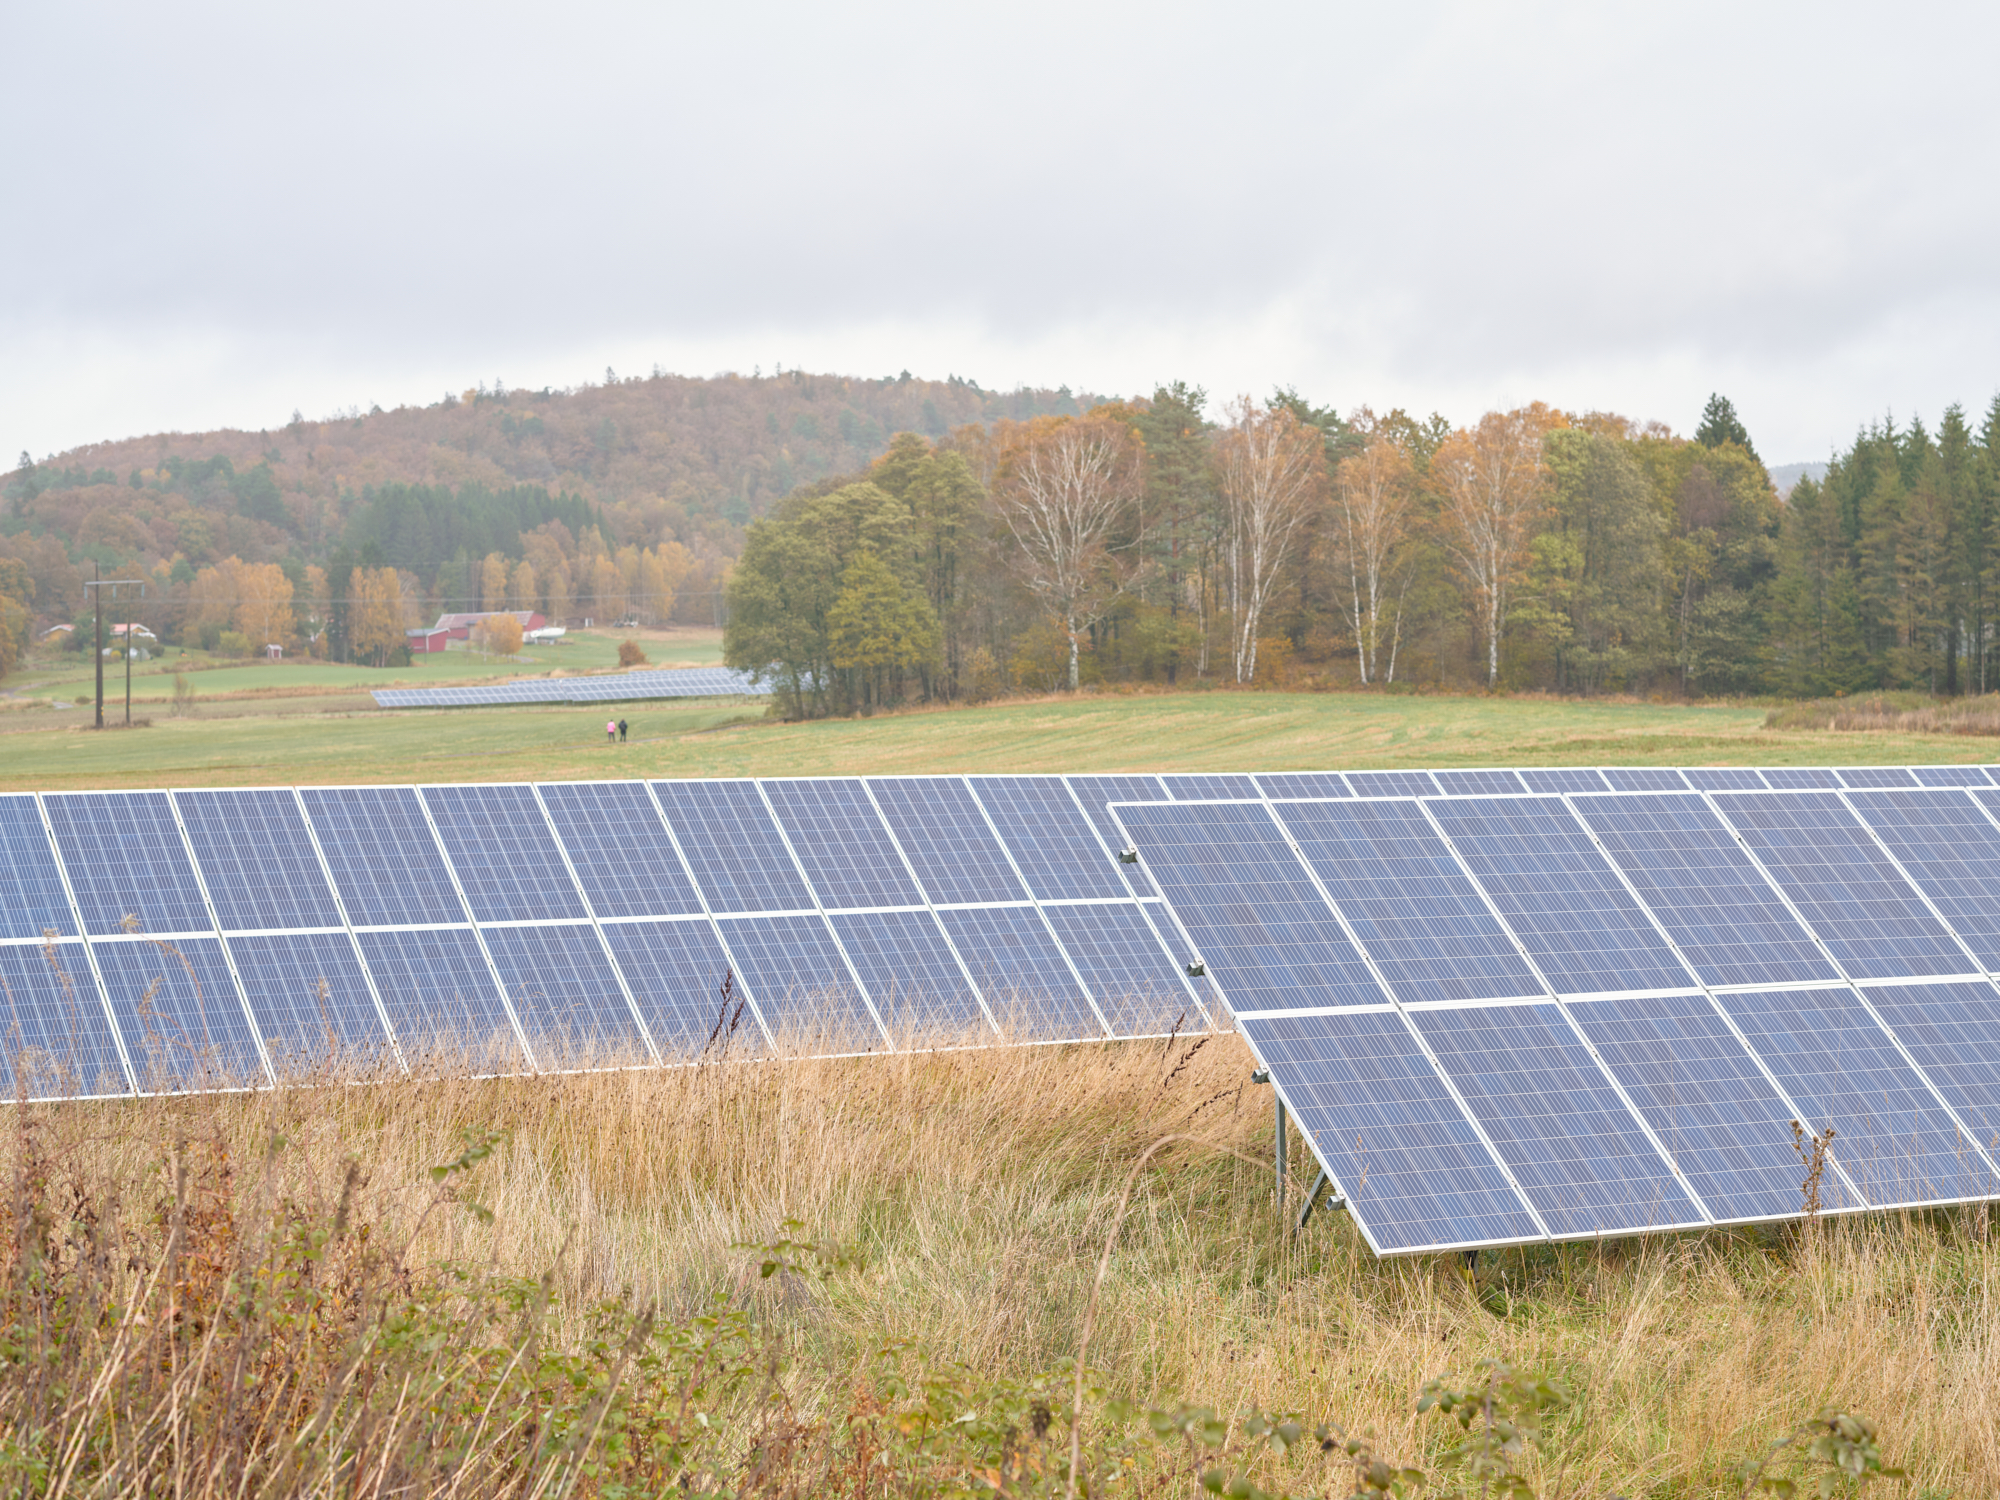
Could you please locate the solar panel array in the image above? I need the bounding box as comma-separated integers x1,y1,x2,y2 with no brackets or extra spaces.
372,668,767,708
1111,762,2000,1256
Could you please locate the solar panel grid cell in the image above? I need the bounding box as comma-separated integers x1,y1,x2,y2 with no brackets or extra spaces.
420,785,588,924
1161,774,1260,800
481,923,650,1065
94,936,264,1090
299,787,459,927
1239,1011,1543,1253
176,790,344,932
1600,768,1690,791
354,928,521,1072
1682,768,1769,791
713,914,881,1049
934,906,1102,1038
0,796,77,939
1519,769,1610,794
227,931,392,1074
44,792,215,937
651,781,816,914
1760,767,1842,789
868,779,1028,905
967,777,1128,900
598,919,761,1057
829,909,988,1036
1837,767,1920,788
764,780,925,910
1843,790,2000,972
1911,767,1991,787
1709,791,1971,980
1860,981,2000,1151
1037,901,1196,1036
1343,770,1440,797
0,942,127,1098
1066,775,1169,846
536,782,704,918
1422,798,1697,995
1252,772,1353,799
1273,800,1545,1005
1432,770,1527,796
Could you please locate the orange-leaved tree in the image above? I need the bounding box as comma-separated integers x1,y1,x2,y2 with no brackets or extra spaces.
1334,423,1419,685
1215,399,1325,684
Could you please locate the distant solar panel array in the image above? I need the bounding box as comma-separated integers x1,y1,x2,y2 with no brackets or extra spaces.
1111,762,2000,1256
371,668,767,708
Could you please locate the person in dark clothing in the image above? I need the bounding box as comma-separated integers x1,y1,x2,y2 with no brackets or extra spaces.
617,718,628,741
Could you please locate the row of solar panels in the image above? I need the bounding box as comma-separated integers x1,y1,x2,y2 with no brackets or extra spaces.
371,668,768,708
1112,769,2000,1255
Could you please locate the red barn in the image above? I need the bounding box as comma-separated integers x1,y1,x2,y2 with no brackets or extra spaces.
406,626,451,654
433,610,545,640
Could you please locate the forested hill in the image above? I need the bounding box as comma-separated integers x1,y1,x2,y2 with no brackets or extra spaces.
0,370,1098,622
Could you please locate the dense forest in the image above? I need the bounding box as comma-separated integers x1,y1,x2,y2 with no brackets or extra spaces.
4,371,1996,707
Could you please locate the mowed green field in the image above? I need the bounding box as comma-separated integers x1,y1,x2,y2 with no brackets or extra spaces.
0,685,1990,792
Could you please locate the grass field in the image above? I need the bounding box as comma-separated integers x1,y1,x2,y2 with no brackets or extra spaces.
0,683,1991,792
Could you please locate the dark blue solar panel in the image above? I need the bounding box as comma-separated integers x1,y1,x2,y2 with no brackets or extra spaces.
968,778,1128,900
0,941,127,1098
1911,766,1990,787
1433,770,1526,796
1710,791,1969,980
228,932,392,1073
1519,768,1608,794
935,906,1102,1039
1563,994,1814,1222
1837,767,1918,788
1240,1011,1541,1254
1273,801,1544,1004
1161,774,1259,800
1761,767,1841,789
0,796,76,939
1411,1004,1706,1237
1424,798,1696,995
1862,981,2000,1154
482,924,648,1065
1254,772,1353,799
828,909,988,1036
1570,793,1837,987
600,920,761,1058
1682,768,1768,791
1715,987,1991,1208
299,787,458,927
1845,790,2000,971
1344,770,1440,797
44,792,213,937
869,778,1027,905
420,785,587,923
652,781,816,914
94,935,263,1090
355,928,521,1072
764,780,924,910
537,782,703,918
1066,775,1169,845
176,790,343,931
1038,901,1197,1037
1601,768,1689,791
712,914,882,1050
1113,802,1389,1013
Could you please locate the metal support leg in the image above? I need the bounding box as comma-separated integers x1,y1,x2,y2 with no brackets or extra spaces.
1275,1095,1287,1208
1295,1168,1333,1231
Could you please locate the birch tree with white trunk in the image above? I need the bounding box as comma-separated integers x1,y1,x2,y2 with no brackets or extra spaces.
1334,431,1416,684
1215,398,1325,683
992,415,1142,690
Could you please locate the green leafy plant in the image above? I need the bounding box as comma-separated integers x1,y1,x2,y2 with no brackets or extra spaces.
1736,1409,1908,1498
1417,1359,1574,1499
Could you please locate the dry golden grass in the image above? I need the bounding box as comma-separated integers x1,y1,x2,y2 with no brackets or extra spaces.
1767,691,2000,737
6,1030,1996,1495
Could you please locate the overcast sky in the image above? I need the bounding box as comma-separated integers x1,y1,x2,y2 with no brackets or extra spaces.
6,1,1997,467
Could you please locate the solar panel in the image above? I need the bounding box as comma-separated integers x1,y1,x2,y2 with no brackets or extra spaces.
1761,768,1841,789
1161,774,1260,800
94,935,264,1090
1861,980,2000,1153
652,782,817,914
1409,1003,1708,1237
299,787,459,927
370,668,770,708
1600,768,1690,792
481,923,651,1065
0,941,128,1098
1682,768,1768,791
1066,774,1168,845
764,780,925,910
1714,986,1993,1208
175,790,344,931
712,914,882,1049
0,796,77,939
1519,768,1609,793
354,928,523,1073
598,918,763,1057
1239,1011,1543,1254
1271,800,1545,1004
1423,797,1697,995
420,785,589,924
934,906,1103,1038
1911,767,1991,787
536,782,705,918
828,909,989,1036
1432,769,1527,796
43,792,214,937
1837,767,1919,788
1708,791,1971,980
1561,993,1817,1222
968,777,1129,900
1253,772,1353,799
1112,801,1390,1014
1343,770,1440,797
227,931,394,1074
869,779,1029,905
1037,901,1199,1036
1843,790,2000,972
1569,793,1838,987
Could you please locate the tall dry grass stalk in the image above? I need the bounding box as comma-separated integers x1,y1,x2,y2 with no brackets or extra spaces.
4,1029,1997,1494
1767,690,2000,737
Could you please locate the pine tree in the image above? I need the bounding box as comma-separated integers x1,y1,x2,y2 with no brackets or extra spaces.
1694,395,1759,462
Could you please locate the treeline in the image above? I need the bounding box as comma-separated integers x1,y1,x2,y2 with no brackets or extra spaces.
725,391,2000,714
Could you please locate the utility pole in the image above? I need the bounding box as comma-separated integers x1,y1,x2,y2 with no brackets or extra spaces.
91,562,102,729
83,573,146,728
